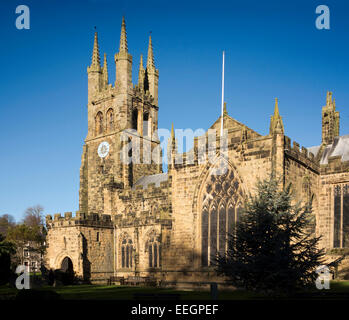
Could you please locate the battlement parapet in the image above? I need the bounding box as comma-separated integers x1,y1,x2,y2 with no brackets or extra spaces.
284,136,319,173
46,211,113,229
320,156,349,174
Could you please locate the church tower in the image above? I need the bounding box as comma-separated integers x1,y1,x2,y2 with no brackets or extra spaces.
79,18,162,215
322,91,340,145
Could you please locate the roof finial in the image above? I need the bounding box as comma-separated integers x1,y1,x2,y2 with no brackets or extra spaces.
274,98,279,116
269,98,284,134
119,16,128,53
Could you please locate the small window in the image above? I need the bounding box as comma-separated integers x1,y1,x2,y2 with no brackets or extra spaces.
148,237,161,268
107,108,114,132
143,112,149,136
121,237,133,269
334,184,349,248
132,109,138,130
95,111,104,135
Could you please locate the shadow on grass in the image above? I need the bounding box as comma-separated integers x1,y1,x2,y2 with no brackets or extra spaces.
1,281,349,300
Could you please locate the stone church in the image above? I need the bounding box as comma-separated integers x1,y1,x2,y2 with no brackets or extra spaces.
45,18,349,283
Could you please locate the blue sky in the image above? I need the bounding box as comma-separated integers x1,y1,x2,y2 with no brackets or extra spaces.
0,0,348,221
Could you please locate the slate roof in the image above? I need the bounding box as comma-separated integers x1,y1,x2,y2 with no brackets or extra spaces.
307,135,349,165
132,173,168,189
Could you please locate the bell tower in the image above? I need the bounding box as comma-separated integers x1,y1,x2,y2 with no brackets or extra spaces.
79,18,162,215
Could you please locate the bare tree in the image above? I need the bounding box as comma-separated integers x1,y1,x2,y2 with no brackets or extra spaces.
23,205,44,228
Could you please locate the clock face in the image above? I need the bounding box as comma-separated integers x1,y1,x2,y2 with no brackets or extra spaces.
97,141,110,158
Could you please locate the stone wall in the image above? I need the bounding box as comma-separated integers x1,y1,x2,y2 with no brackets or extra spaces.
45,212,114,283
318,158,349,249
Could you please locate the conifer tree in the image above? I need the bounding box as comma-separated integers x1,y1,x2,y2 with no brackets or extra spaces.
216,177,342,294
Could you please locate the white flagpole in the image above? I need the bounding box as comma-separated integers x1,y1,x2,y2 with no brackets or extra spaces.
220,51,225,137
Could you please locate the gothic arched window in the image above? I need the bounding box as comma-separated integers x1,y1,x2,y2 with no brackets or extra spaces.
200,162,243,266
95,111,103,135
334,184,349,248
107,108,114,132
201,207,209,266
209,204,217,262
121,237,133,269
302,176,312,203
218,202,227,256
147,234,161,268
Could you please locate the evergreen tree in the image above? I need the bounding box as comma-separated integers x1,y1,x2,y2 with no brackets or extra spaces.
0,234,16,285
216,177,342,295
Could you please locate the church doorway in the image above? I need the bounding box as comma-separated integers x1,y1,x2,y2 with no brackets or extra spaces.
61,257,73,273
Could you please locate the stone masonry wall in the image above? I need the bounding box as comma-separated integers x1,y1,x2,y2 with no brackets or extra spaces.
45,212,114,283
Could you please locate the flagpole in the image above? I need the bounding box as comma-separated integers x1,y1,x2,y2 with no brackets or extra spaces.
220,51,225,137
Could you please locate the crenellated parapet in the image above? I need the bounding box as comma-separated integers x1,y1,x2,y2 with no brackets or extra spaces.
320,156,349,174
284,136,319,173
46,211,113,229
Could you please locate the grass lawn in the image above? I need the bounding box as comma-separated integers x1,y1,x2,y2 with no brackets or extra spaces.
1,281,349,300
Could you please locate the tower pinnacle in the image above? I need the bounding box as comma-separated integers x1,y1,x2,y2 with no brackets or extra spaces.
138,54,145,88
274,98,280,117
103,53,108,87
145,34,159,105
90,31,101,71
115,17,132,92
147,35,155,70
119,16,128,53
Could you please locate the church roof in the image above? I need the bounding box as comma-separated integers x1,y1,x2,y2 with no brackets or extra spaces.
132,173,168,189
308,134,349,164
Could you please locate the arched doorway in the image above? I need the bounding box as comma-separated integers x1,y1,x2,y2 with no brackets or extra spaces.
61,257,73,273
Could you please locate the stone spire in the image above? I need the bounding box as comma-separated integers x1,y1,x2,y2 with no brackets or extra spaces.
90,31,101,71
102,53,108,87
147,35,155,70
269,98,284,134
119,16,128,53
138,54,145,89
